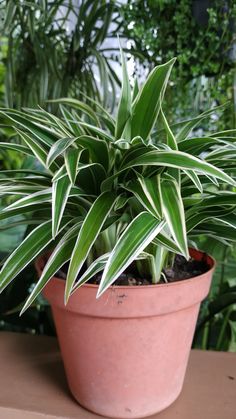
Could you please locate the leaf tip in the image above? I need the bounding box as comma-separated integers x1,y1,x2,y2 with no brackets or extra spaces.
19,308,25,317
96,285,105,299
20,301,28,316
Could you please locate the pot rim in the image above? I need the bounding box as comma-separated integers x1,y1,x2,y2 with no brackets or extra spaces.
38,248,215,292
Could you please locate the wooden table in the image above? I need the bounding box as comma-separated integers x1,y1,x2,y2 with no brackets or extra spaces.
0,332,235,418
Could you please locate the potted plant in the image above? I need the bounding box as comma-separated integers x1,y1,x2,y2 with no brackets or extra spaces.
0,53,235,418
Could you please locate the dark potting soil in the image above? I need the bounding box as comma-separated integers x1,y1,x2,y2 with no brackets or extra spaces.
162,254,209,282
57,254,210,286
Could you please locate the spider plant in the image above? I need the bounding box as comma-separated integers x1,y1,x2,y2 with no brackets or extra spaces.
0,52,236,314
1,0,119,109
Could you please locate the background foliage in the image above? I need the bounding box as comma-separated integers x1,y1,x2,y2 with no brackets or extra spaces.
0,0,235,351
0,0,120,109
120,0,236,129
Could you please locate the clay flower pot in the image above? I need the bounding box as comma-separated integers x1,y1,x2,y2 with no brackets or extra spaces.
38,248,215,419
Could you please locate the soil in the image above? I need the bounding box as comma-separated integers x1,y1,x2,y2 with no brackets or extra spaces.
162,254,209,283
57,253,210,286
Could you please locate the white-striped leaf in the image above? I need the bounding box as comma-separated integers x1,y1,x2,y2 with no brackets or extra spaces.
72,253,110,293
160,178,189,259
72,250,152,294
131,58,175,141
0,142,34,156
125,175,162,218
16,129,49,167
0,221,53,293
65,191,116,302
20,220,83,314
160,108,177,150
97,213,165,297
183,170,203,192
47,137,78,168
152,233,181,253
65,148,82,184
122,150,236,186
52,174,72,238
3,189,52,210
115,47,131,140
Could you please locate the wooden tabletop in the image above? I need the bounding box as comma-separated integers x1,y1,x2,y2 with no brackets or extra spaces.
0,332,235,419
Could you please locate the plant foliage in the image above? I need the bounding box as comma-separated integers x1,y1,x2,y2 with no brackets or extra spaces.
120,0,236,130
0,0,120,109
0,53,236,312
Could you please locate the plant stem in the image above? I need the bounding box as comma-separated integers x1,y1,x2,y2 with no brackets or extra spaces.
216,307,232,351
219,246,228,291
202,321,210,350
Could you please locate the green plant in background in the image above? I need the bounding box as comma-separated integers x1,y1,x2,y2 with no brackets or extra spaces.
193,238,236,351
121,0,235,79
0,0,120,109
120,0,236,128
0,37,7,106
0,53,235,318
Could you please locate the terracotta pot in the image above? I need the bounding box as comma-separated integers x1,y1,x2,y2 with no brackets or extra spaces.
39,249,215,419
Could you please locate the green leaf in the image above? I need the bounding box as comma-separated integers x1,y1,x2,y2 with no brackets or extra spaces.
72,250,153,293
72,253,110,292
0,142,34,156
97,213,165,297
0,169,50,177
122,150,236,186
183,170,203,192
3,189,52,210
60,105,83,136
0,204,51,222
115,48,131,140
215,214,236,230
176,104,228,142
52,165,67,182
16,129,49,168
130,58,175,141
0,109,58,146
132,78,139,102
49,98,100,125
0,221,53,293
125,175,162,218
210,129,236,138
186,208,233,232
206,148,236,162
0,176,50,187
193,224,236,241
0,184,46,195
152,233,181,253
76,162,107,195
150,245,167,283
20,220,82,314
229,321,236,352
76,135,109,171
160,178,189,259
160,108,177,150
47,137,78,167
178,137,220,155
188,193,236,214
78,121,113,142
65,148,81,184
197,293,236,331
209,293,236,313
52,175,71,237
65,191,116,302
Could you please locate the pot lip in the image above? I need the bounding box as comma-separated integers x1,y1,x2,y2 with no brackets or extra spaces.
38,248,216,292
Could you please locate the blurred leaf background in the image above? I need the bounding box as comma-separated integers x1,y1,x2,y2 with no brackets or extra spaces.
0,0,236,350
